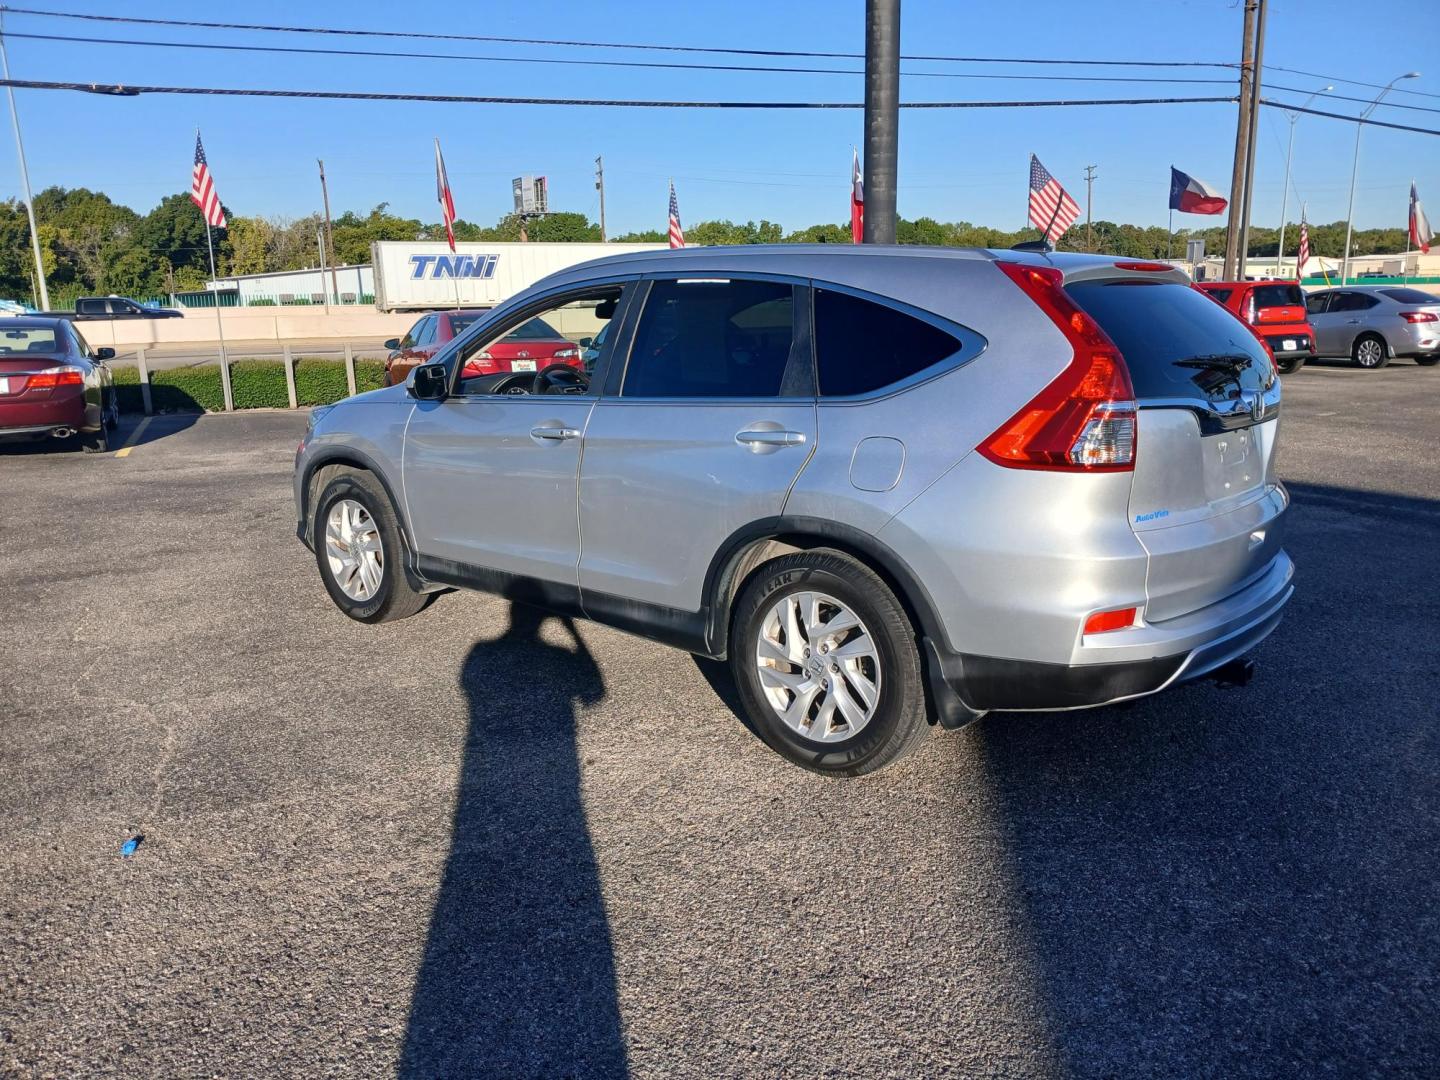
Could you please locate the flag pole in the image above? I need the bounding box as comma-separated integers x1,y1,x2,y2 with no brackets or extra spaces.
1168,208,1174,261
205,216,233,412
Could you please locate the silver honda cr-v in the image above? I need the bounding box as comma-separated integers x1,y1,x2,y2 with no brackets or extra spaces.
295,246,1293,775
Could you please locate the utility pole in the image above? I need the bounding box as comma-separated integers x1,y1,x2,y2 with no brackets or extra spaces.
595,155,607,242
1083,165,1097,252
0,19,49,309
1223,0,1258,280
862,0,900,243
316,159,339,303
1236,0,1267,280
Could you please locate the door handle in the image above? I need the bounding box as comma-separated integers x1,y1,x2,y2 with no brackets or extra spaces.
531,426,581,441
735,429,806,448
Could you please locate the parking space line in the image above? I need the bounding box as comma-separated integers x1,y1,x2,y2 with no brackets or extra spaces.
114,417,152,458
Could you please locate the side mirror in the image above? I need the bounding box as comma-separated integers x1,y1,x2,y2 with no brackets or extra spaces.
383,337,400,351
410,364,449,400
577,336,594,348
95,346,115,361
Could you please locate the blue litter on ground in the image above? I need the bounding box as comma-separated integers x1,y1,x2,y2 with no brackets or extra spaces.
119,835,144,857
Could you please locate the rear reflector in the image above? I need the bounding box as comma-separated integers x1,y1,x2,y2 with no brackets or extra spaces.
1400,311,1438,323
1083,607,1138,634
981,263,1137,471
25,365,85,389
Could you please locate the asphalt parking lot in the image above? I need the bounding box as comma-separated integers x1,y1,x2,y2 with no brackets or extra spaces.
2,363,1438,1078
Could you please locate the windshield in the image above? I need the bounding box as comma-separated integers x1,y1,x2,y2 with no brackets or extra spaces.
1067,280,1273,403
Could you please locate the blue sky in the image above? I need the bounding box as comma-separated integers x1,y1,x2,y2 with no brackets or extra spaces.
1,0,1436,235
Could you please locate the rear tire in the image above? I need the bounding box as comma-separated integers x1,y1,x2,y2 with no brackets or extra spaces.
78,420,110,454
312,469,430,623
1277,356,1306,375
729,550,929,777
1352,334,1389,369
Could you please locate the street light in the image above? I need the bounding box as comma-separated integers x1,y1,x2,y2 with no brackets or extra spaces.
1275,84,1331,276
1341,71,1421,283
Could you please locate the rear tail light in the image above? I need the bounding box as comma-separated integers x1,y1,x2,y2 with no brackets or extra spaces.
26,365,85,389
552,347,579,359
1400,311,1438,323
1245,293,1258,325
1083,607,1139,635
981,263,1137,471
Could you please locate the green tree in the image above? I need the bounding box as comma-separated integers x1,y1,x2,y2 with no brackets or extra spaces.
131,192,229,293
331,204,422,264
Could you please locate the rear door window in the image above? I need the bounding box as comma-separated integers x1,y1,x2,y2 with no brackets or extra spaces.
813,289,964,396
1251,284,1304,308
1330,292,1379,313
1305,293,1331,315
1066,280,1273,404
623,278,799,398
1204,287,1234,304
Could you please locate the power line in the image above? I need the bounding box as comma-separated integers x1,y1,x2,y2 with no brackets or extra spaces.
1266,63,1440,103
1264,82,1440,118
1258,98,1440,137
0,77,1237,110
0,30,1241,84
0,6,1233,69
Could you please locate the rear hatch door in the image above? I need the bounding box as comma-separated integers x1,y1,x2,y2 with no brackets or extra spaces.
1066,276,1285,622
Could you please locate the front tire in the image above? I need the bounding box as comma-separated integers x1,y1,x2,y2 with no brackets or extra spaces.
1352,334,1389,369
1415,354,1439,367
730,550,929,777
312,469,430,623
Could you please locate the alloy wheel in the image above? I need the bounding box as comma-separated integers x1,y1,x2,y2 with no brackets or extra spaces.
754,590,881,742
324,499,384,601
1356,339,1385,367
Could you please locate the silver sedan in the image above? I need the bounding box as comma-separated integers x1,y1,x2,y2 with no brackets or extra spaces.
1305,286,1440,368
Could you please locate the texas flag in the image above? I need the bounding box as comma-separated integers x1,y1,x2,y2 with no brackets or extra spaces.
1169,166,1228,216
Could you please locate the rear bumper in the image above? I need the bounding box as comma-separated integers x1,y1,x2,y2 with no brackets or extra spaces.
1262,332,1313,358
0,388,91,436
926,549,1295,714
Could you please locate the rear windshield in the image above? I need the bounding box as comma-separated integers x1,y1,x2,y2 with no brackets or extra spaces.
502,316,564,341
0,327,59,354
448,315,480,335
1380,288,1438,305
1251,284,1304,308
1067,280,1273,402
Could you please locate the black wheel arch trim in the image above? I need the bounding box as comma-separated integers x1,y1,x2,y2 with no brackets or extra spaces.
700,515,949,659
299,447,429,591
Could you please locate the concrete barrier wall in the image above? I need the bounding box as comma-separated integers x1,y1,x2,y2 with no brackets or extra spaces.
72,306,420,348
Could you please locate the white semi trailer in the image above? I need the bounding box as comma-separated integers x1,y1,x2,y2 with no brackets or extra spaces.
369,241,666,312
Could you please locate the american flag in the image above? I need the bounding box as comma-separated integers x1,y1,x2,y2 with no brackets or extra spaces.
1296,209,1310,276
668,181,685,249
190,132,226,228
435,138,457,252
1028,154,1079,244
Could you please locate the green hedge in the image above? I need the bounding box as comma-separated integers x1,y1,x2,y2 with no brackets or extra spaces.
115,358,387,413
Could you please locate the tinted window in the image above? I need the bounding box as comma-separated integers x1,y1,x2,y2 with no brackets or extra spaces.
814,290,962,396
1380,288,1438,304
1330,292,1379,313
1252,284,1304,308
1204,287,1234,303
412,315,438,347
1305,293,1330,315
624,279,795,398
1067,280,1274,403
448,315,480,335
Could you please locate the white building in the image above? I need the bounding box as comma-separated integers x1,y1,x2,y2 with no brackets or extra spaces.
206,265,374,305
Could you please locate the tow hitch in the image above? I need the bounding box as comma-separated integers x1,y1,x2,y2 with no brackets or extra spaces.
1211,657,1256,689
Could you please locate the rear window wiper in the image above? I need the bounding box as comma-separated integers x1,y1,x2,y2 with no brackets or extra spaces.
1172,353,1253,372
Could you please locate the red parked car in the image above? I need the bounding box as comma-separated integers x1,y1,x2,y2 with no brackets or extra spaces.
382,309,582,386
0,318,118,453
1196,280,1314,374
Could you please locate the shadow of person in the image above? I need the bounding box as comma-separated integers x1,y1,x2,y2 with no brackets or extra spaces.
399,603,628,1079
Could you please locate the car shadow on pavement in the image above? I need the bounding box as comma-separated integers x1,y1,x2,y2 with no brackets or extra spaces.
961,479,1440,1076
0,412,198,456
398,603,629,1079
